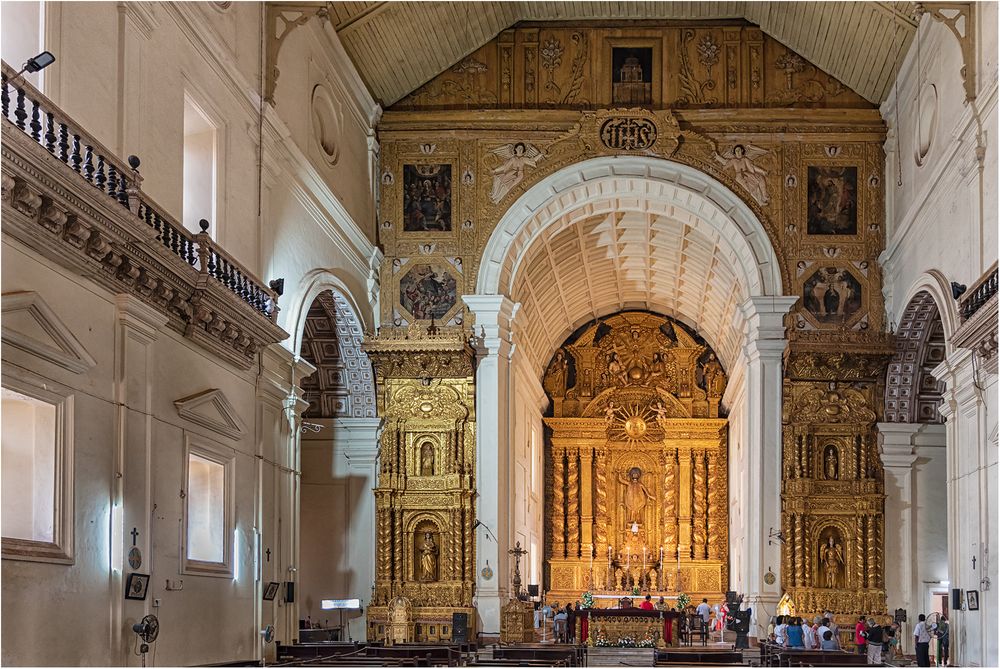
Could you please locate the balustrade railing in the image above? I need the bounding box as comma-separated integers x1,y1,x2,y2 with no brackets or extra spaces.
1,62,278,322
959,263,998,322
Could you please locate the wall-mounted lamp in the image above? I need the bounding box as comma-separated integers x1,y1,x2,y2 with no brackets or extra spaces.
767,527,786,545
15,51,55,79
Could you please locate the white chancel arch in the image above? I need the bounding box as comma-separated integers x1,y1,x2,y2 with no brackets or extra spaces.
465,155,798,637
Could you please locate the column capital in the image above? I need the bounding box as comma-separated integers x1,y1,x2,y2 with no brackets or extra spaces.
739,297,797,360
877,422,920,468
334,417,384,465
115,293,168,342
463,294,519,356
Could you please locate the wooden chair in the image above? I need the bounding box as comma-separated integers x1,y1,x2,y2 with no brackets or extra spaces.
690,616,710,646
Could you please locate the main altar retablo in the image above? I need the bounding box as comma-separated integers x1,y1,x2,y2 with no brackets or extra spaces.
543,312,729,605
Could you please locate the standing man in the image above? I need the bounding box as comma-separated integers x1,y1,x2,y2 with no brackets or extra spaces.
696,598,712,625
913,614,932,667
864,618,883,664
936,613,950,666
854,616,867,655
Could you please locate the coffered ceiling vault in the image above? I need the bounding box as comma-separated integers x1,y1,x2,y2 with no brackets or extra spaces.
327,1,918,105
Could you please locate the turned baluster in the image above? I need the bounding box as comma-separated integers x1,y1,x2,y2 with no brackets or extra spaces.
82,145,95,182
1,72,9,119
186,237,197,266
43,112,56,153
14,87,27,130
29,99,41,142
169,224,181,257
94,155,107,191
70,135,82,173
58,124,69,163
107,164,119,197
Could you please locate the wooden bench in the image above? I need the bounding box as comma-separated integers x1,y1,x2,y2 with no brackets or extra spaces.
366,644,463,666
775,649,874,667
491,645,580,667
469,659,568,667
657,650,743,665
276,643,367,663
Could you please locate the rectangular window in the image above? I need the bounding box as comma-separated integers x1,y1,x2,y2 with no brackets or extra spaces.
182,437,233,576
1,377,73,563
182,94,217,236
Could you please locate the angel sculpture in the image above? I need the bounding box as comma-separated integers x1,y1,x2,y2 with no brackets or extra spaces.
489,142,544,203
715,144,771,206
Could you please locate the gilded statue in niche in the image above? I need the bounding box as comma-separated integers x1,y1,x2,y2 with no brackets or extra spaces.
418,531,438,582
489,142,544,203
420,442,435,476
819,531,845,589
823,445,839,480
544,349,569,397
715,144,771,206
619,466,652,525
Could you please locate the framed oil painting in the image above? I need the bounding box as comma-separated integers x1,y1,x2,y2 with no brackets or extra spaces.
802,267,863,324
399,264,458,321
263,581,280,601
807,166,857,235
403,164,452,232
124,572,150,600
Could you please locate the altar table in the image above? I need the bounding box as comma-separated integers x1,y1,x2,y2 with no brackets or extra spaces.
579,608,681,646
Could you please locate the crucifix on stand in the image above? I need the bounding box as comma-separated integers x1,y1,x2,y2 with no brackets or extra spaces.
508,541,528,599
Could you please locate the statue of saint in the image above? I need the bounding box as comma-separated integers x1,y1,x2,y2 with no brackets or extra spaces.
702,354,726,397
605,401,618,424
824,447,838,480
419,532,438,582
546,349,569,397
819,534,844,588
420,443,434,476
619,467,652,525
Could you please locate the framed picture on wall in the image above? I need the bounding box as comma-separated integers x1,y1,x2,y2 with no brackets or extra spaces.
124,572,150,600
263,581,280,601
967,589,980,611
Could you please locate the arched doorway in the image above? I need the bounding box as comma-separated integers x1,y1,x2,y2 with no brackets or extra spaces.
879,289,948,654
297,289,378,640
466,155,796,635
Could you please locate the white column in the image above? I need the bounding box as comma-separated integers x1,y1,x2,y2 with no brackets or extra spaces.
934,348,998,668
878,423,922,624
463,294,518,638
333,417,383,641
738,296,797,639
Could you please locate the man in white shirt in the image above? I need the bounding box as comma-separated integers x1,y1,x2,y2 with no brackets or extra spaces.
913,614,932,667
774,616,788,645
696,598,712,625
817,618,833,648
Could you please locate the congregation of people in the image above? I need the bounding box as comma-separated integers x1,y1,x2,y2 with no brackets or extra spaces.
769,611,949,666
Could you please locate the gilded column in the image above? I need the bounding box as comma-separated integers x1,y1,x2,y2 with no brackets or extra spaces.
678,448,693,558
782,510,793,587
579,448,594,561
552,446,566,558
875,514,884,588
855,514,865,590
707,450,722,560
866,513,875,588
566,450,581,557
693,450,707,559
594,448,609,552
794,512,805,586
662,449,676,558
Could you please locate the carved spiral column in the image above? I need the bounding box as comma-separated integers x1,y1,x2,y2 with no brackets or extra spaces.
693,450,707,559
662,449,676,558
707,451,724,560
874,514,884,588
782,508,793,587
566,450,581,557
594,448,609,551
551,446,566,558
464,498,474,588
866,513,875,588
854,514,865,590
794,512,805,586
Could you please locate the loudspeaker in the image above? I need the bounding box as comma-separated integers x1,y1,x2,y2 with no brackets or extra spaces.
285,582,295,603
527,584,539,597
451,612,469,642
951,588,962,610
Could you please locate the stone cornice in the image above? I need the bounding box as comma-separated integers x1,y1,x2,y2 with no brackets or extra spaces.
2,123,288,371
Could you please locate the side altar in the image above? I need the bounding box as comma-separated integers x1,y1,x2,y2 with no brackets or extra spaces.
543,313,729,607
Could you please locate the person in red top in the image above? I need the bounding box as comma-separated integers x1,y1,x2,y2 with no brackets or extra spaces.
640,594,655,611
854,616,867,654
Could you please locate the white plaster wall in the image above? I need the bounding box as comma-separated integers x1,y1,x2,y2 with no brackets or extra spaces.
881,7,999,665
1,1,381,664
511,351,546,593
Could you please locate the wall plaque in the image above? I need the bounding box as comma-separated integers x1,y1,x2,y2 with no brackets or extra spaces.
600,117,657,151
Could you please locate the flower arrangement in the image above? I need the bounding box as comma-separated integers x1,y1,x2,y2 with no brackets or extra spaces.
676,592,691,611
581,591,594,609
631,585,641,596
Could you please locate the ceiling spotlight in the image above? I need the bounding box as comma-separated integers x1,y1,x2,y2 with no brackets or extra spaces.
17,51,56,77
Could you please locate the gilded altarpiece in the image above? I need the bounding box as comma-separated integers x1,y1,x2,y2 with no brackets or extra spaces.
542,312,729,605
781,346,893,619
363,325,477,642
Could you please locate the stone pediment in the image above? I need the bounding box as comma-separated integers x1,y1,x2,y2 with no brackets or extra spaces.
1,291,97,373
174,389,246,440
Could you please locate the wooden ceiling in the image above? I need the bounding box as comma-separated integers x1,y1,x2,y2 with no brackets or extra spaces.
328,1,918,106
